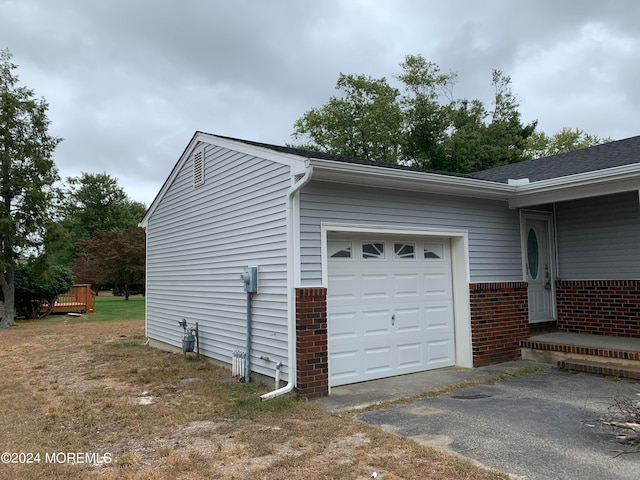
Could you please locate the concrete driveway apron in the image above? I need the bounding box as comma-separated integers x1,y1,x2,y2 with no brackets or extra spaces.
357,369,640,480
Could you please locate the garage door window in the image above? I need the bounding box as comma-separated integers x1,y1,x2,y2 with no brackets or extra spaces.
328,240,353,259
424,243,444,260
362,242,385,259
394,243,415,259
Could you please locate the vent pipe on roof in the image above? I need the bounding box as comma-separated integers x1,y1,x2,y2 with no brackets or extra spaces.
508,178,530,186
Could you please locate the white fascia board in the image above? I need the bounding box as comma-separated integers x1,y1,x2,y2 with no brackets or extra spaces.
509,164,640,208
308,158,514,200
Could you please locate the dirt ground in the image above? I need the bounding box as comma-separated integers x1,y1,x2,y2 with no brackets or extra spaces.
0,318,511,480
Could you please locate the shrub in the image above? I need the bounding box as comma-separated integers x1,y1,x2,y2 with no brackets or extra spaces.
13,262,75,318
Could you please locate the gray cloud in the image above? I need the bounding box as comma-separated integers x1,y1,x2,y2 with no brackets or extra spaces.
1,0,638,205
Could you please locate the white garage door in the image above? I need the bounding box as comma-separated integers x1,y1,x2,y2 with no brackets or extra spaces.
328,236,455,387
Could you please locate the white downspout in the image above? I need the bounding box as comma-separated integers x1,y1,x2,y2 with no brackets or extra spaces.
261,163,314,401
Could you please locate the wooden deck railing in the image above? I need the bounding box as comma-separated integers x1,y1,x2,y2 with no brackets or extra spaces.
50,284,96,314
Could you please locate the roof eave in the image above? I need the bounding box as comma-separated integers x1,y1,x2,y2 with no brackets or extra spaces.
509,163,640,208
307,158,514,201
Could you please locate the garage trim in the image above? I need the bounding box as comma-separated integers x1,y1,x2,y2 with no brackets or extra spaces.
320,223,473,388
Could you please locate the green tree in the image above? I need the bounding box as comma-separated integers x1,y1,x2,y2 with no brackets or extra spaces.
78,228,145,300
292,55,537,173
0,49,62,327
396,54,457,168
440,70,537,173
54,172,146,267
524,127,613,159
62,172,146,238
293,73,403,164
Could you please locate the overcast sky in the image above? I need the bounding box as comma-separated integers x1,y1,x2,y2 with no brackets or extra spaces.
1,0,639,206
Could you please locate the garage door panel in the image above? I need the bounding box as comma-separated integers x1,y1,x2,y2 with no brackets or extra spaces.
425,304,454,330
330,349,359,383
328,237,455,387
361,274,390,299
394,307,421,332
362,309,392,336
363,346,393,375
424,272,453,298
426,339,455,366
328,274,357,302
394,273,420,297
397,342,423,368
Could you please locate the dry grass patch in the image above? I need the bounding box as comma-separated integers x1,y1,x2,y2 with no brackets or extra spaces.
0,318,511,479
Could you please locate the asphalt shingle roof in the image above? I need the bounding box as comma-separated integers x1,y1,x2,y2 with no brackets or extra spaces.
470,135,640,183
212,133,474,179
212,132,640,185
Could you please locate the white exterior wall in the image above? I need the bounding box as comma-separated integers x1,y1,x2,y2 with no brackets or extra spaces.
299,181,522,284
145,142,292,380
555,191,640,279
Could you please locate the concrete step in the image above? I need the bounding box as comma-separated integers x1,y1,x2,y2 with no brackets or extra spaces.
521,334,640,368
558,358,640,380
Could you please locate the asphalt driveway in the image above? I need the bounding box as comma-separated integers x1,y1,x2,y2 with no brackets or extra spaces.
357,369,640,480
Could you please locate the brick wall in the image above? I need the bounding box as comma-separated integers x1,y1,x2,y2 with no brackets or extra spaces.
470,282,529,366
556,280,640,337
295,287,329,398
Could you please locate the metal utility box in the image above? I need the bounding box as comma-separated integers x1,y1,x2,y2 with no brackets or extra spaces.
241,266,258,293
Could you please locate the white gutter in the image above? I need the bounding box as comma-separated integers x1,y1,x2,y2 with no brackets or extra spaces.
508,163,640,208
307,158,514,200
261,163,314,401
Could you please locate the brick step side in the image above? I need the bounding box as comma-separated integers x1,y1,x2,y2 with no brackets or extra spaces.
520,339,640,361
558,358,640,380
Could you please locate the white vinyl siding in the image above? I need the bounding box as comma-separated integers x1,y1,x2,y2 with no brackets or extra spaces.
299,181,522,284
555,191,640,279
145,142,291,380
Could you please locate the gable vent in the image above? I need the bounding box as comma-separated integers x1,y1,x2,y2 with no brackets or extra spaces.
193,147,205,187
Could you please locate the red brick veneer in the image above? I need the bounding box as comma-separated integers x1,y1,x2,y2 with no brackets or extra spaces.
556,280,640,338
470,282,529,365
295,287,328,398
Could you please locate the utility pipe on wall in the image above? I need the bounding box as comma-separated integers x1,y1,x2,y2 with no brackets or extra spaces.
241,266,258,383
245,291,253,382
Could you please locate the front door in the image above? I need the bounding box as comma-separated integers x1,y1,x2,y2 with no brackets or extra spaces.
524,214,555,323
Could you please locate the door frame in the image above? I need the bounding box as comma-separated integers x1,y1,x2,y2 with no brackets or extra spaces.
519,210,557,323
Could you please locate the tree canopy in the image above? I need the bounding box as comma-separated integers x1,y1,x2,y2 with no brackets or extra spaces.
524,127,613,159
61,171,146,239
53,172,147,268
76,228,145,300
293,54,607,173
293,73,403,164
0,49,62,327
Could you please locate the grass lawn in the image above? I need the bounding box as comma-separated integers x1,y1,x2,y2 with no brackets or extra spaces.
90,295,145,322
0,304,513,479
